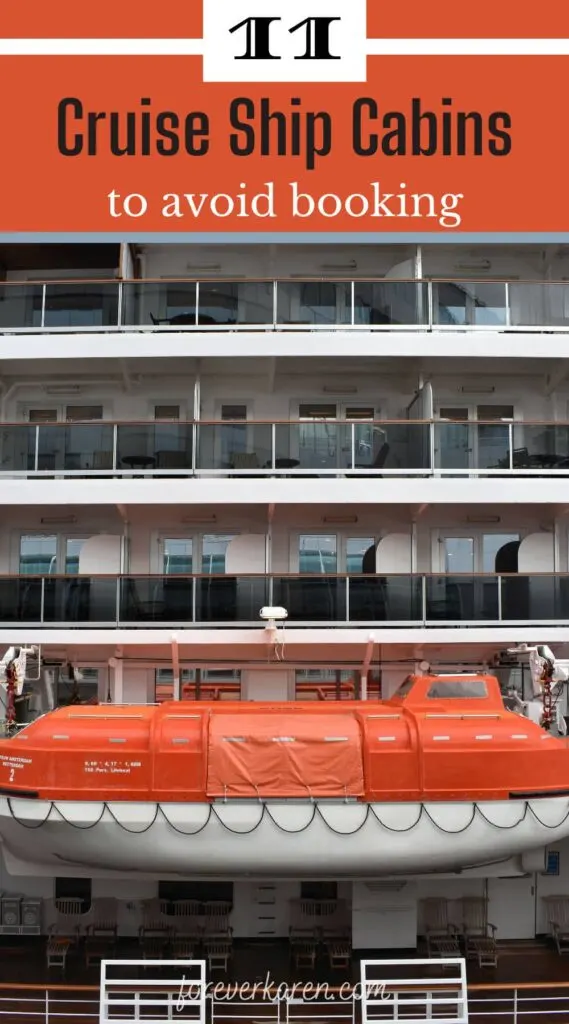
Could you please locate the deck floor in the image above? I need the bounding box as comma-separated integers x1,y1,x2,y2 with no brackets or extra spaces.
0,935,566,987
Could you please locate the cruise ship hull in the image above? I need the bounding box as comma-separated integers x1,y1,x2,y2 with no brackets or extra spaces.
1,796,568,877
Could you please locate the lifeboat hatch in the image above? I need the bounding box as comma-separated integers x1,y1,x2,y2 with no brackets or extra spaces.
206,712,364,799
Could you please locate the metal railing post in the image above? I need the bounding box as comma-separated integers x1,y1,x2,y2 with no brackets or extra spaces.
34,425,40,472
45,989,49,1024
497,574,503,622
40,284,47,329
117,280,123,327
116,576,121,625
112,423,118,472
273,280,278,328
40,577,45,624
422,575,427,625
429,421,435,475
346,576,350,623
192,575,197,624
513,987,518,1024
271,422,276,470
350,422,355,470
508,422,514,471
427,280,434,329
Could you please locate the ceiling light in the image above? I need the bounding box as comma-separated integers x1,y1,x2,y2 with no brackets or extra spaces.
40,515,78,525
181,514,218,524
465,515,501,524
323,515,358,524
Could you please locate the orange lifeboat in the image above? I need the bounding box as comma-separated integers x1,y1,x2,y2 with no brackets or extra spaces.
0,673,567,878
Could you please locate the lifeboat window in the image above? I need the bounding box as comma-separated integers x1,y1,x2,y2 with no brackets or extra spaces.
393,677,416,698
427,681,488,699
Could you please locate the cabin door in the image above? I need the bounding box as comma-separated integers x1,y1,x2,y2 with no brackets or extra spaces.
487,876,536,939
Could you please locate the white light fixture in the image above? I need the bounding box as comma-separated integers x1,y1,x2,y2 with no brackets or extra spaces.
459,385,495,394
456,259,491,271
181,514,217,524
323,385,358,394
259,607,288,621
323,515,359,524
466,515,501,524
186,263,222,272
320,261,357,271
44,385,82,395
40,515,78,524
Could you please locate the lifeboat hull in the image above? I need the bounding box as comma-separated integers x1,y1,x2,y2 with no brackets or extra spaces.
1,796,569,877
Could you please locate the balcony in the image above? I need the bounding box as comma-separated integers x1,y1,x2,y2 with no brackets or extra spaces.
1,573,568,626
1,279,569,332
2,420,569,476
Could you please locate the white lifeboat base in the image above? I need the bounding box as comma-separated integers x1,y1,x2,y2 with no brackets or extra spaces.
0,796,569,877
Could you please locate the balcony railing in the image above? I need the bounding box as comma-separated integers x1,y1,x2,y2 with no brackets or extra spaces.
2,573,569,626
1,420,569,476
1,278,569,331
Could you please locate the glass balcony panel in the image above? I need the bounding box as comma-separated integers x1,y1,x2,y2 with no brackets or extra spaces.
0,425,36,472
276,282,351,325
34,423,115,472
120,577,194,622
433,282,507,326
425,576,499,621
44,283,119,328
198,282,274,324
0,284,44,329
196,423,272,471
348,575,423,621
509,282,569,328
0,578,43,621
511,424,569,469
353,282,428,326
272,576,347,621
196,576,268,622
42,578,118,623
116,423,193,473
500,575,569,621
122,282,197,327
273,422,430,472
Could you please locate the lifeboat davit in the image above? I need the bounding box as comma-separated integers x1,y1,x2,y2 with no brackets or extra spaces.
0,673,568,878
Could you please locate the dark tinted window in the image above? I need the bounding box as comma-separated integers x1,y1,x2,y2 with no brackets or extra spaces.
427,680,488,699
158,881,233,903
55,877,92,911
300,881,338,900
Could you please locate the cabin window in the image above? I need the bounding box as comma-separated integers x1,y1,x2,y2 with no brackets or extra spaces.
55,877,92,912
158,881,234,904
426,680,488,699
300,881,338,900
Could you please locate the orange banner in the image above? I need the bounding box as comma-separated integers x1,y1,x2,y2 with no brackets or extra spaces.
2,2,569,234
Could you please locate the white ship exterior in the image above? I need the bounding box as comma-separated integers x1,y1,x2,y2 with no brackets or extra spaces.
0,239,568,947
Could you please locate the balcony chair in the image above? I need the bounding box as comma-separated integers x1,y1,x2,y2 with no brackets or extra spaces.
355,442,390,473
83,898,118,966
322,927,352,970
289,928,319,970
168,899,202,936
204,927,233,971
460,897,498,968
155,449,191,472
543,896,569,954
229,451,260,473
49,897,89,945
202,901,232,934
421,898,461,959
46,935,72,973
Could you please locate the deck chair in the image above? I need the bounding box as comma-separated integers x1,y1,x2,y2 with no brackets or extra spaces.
460,897,498,968
543,896,569,954
421,898,461,959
